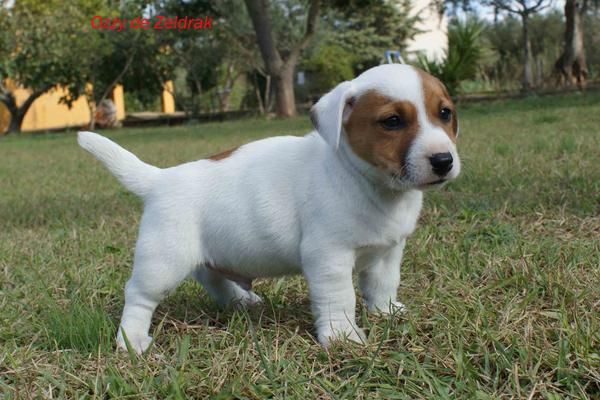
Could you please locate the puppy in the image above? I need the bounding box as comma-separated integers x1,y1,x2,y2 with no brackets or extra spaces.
78,64,460,353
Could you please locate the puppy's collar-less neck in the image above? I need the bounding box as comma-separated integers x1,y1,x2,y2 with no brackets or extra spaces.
334,136,412,212
337,139,377,184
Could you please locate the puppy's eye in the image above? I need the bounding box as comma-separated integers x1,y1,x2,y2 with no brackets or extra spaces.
440,107,452,122
380,115,406,130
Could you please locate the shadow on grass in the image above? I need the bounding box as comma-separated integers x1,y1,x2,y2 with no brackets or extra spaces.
36,279,316,354
154,280,315,342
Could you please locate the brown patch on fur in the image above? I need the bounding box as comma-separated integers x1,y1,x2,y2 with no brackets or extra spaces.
416,69,458,141
208,146,239,161
344,90,419,172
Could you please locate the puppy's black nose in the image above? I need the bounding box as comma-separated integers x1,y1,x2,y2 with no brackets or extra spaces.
429,152,453,176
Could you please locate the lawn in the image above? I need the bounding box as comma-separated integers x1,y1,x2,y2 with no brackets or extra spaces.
1,92,599,399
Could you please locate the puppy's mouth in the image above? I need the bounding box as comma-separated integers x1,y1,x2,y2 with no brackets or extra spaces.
417,178,447,189
427,179,446,185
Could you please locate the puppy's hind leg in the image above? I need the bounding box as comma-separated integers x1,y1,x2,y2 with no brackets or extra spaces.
116,227,197,354
193,266,262,308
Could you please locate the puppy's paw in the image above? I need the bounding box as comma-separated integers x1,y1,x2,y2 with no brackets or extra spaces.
232,290,263,308
367,300,406,315
116,330,153,354
317,322,366,348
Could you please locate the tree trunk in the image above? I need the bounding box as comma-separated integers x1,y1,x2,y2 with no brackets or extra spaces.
1,91,19,135
87,96,97,130
1,88,48,134
244,0,319,118
521,13,533,92
274,65,296,117
217,63,240,113
8,110,26,133
554,0,587,88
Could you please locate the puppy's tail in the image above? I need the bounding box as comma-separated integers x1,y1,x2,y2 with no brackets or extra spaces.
78,131,160,198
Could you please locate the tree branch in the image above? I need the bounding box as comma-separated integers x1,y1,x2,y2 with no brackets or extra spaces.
525,0,552,12
288,0,320,65
493,0,552,15
98,35,141,105
493,0,522,15
19,85,52,114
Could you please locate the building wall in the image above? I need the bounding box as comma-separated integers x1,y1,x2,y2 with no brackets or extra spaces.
0,80,174,133
405,0,448,61
11,84,92,132
0,103,9,133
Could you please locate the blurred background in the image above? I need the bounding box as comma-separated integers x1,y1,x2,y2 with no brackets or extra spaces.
0,0,598,135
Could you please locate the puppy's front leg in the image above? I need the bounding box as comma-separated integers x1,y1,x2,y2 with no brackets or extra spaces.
302,248,365,347
358,240,406,314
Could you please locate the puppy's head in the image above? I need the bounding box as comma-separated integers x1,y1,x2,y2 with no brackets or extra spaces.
311,64,460,191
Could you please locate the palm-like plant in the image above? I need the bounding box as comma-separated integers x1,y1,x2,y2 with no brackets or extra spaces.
418,18,485,96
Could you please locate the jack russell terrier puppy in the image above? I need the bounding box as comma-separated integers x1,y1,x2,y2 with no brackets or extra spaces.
78,64,461,354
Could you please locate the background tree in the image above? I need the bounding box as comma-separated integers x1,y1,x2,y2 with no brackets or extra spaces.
489,0,553,92
157,0,222,116
0,0,174,133
582,5,600,78
0,1,94,134
243,0,320,117
294,0,421,105
326,0,421,73
553,0,598,88
65,1,173,129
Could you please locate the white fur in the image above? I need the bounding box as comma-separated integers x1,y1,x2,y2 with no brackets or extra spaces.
78,64,460,353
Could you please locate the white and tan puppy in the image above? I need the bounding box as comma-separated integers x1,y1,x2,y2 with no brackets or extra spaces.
78,64,460,353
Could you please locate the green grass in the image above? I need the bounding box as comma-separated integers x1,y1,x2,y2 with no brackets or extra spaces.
1,93,599,398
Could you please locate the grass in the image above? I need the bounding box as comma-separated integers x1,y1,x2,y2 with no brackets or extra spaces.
1,93,599,398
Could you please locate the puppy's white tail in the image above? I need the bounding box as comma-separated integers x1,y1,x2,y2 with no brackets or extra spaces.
78,131,160,197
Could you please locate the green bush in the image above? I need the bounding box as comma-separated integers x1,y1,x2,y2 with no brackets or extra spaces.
303,43,356,94
417,18,484,95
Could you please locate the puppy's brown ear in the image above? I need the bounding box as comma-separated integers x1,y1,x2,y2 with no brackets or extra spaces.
310,81,355,149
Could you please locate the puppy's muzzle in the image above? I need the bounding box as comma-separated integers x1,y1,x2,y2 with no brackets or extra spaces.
429,152,453,177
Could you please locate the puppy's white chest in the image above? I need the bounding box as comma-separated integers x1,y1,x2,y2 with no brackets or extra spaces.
354,189,423,248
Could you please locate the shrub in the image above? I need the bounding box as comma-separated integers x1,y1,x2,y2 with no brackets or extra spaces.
418,18,484,95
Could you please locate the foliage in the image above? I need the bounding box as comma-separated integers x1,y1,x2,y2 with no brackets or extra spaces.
0,0,97,92
437,8,600,92
582,12,600,77
0,0,98,132
481,15,522,89
481,11,575,89
301,43,355,95
156,0,221,113
62,1,174,109
443,0,600,91
157,0,264,114
418,18,485,95
0,0,176,131
323,0,422,73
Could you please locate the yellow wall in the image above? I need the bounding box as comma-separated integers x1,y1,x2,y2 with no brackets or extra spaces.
111,84,126,120
15,85,91,131
0,102,9,133
161,80,175,113
0,81,128,132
